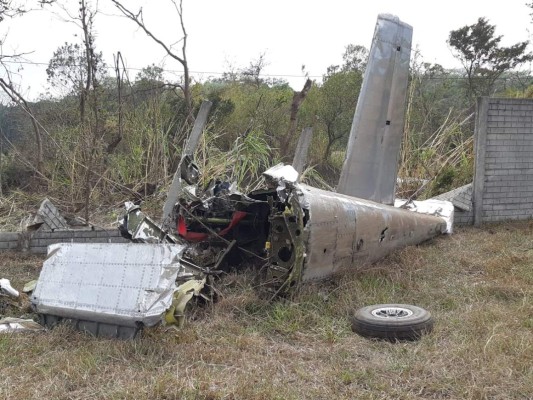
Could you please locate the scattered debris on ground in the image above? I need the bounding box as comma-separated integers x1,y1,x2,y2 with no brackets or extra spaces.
0,222,531,399
0,317,43,333
0,278,19,298
25,198,69,232
6,15,454,338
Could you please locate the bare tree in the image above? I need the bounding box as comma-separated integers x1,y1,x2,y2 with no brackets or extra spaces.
61,0,103,223
239,53,268,88
0,1,55,25
79,0,99,125
111,0,193,122
50,0,103,221
0,70,44,175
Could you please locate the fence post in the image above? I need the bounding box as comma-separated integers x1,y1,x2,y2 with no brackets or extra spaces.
473,97,489,227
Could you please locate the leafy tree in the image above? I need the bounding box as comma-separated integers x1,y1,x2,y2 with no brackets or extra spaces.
326,44,368,75
341,44,368,72
135,65,164,87
203,54,294,154
309,45,366,163
448,17,532,97
47,42,106,95
406,58,470,140
317,70,362,161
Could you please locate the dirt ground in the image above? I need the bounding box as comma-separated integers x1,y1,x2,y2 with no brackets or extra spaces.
0,222,532,399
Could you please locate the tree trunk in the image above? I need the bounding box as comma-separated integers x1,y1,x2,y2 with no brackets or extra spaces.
281,78,312,159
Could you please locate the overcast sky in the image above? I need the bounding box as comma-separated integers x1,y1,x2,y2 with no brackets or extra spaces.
1,0,532,99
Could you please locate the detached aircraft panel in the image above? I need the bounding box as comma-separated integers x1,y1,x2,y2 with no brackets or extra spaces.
337,14,413,205
32,243,188,328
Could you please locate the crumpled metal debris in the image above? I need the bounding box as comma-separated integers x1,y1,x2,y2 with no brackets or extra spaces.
0,317,43,333
164,278,206,328
394,198,455,234
30,15,455,338
120,201,179,243
32,243,192,330
263,163,299,185
22,280,37,293
0,278,19,298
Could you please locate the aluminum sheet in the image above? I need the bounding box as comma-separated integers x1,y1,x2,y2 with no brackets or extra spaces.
298,184,446,282
32,242,187,327
337,14,413,205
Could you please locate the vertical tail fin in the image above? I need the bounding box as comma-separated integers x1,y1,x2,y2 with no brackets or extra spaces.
337,14,412,205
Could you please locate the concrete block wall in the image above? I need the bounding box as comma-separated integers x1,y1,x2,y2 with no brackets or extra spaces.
0,232,22,251
0,229,129,254
473,98,533,225
454,209,474,225
433,184,474,225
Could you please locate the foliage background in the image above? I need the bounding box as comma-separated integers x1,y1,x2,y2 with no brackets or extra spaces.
0,3,532,223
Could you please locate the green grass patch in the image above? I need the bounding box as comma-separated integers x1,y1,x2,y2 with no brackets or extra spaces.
0,222,532,399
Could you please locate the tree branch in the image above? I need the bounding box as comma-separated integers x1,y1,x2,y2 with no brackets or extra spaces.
111,0,192,122
111,0,185,66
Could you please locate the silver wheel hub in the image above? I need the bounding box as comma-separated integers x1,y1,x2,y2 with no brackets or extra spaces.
371,307,413,318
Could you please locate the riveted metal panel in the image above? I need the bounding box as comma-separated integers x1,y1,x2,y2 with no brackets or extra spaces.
32,242,187,328
338,14,413,205
299,185,446,282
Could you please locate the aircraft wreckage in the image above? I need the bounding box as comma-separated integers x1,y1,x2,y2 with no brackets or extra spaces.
31,14,453,338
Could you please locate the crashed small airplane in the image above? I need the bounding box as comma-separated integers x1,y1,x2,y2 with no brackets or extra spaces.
32,14,453,338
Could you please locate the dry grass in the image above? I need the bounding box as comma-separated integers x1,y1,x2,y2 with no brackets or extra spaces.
0,222,532,399
0,189,135,231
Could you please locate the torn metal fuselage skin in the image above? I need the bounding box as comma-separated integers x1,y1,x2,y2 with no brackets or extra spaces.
119,164,449,296
264,179,447,294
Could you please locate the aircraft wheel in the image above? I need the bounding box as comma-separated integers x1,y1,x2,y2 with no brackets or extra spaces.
350,304,433,341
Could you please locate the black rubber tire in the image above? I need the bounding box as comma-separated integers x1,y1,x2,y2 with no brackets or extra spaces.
350,303,434,341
